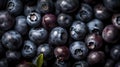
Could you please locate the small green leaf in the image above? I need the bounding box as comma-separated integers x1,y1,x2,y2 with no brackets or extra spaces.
36,53,44,67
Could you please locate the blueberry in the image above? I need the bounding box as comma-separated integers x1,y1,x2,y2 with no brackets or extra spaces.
112,14,120,29
85,33,103,50
42,14,57,30
6,50,21,63
22,40,37,58
104,59,115,67
73,61,88,67
54,60,68,67
54,46,69,61
56,0,79,13
87,51,105,65
94,4,111,20
27,12,41,27
69,41,88,60
7,0,23,16
76,3,93,22
110,45,120,61
37,0,54,13
0,0,120,66
103,0,120,13
87,19,104,34
14,16,28,35
49,27,68,46
70,21,87,40
29,28,48,44
37,43,53,60
102,25,119,43
0,11,14,31
57,13,73,28
0,58,8,67
2,31,22,50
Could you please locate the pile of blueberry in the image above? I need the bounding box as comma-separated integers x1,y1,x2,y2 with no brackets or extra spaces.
0,0,120,67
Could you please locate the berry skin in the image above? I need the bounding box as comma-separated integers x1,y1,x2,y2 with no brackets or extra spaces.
37,0,54,13
70,21,87,40
104,59,115,67
112,14,120,29
22,40,37,58
102,25,119,43
42,14,57,30
57,13,73,28
0,59,8,67
73,61,89,67
87,19,104,34
27,12,41,27
7,0,23,16
85,33,103,50
54,46,70,61
24,5,39,16
1,31,22,50
69,41,88,60
103,0,120,13
56,0,79,13
76,3,93,22
0,0,120,66
87,51,105,65
37,43,53,60
54,60,68,67
94,4,111,20
110,45,120,61
6,50,21,63
49,27,68,46
0,11,14,31
14,16,28,35
29,28,48,44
